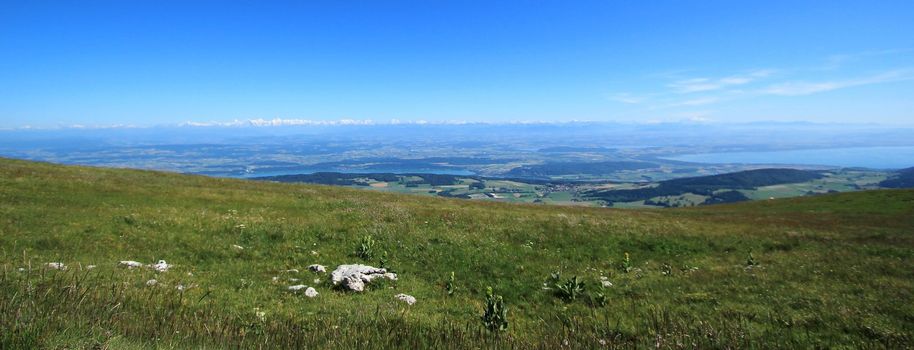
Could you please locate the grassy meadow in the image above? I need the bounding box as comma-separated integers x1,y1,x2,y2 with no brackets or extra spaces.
1,157,912,348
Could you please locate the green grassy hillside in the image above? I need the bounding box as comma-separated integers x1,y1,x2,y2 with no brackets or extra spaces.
1,157,912,348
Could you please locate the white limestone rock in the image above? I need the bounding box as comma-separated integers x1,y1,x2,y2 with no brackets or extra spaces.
120,260,144,269
308,264,327,273
395,293,416,305
330,264,397,292
151,260,171,272
46,262,67,270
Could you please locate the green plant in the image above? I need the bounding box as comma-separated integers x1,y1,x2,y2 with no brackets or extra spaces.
746,251,757,266
356,235,376,260
555,275,585,302
549,272,561,283
590,282,607,307
481,287,508,332
378,250,389,270
620,252,634,273
445,271,455,296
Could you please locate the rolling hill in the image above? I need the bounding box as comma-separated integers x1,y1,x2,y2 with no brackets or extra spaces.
880,167,914,188
1,158,912,348
586,168,825,204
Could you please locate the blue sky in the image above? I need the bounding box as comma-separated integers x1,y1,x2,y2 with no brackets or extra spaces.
1,0,913,128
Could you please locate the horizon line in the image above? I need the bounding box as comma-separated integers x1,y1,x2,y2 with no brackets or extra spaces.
2,118,913,131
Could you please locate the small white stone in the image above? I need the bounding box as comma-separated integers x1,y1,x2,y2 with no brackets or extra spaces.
86,265,97,270
395,293,416,305
304,287,318,298
46,262,67,270
286,269,299,274
232,244,244,250
151,260,170,272
288,284,307,291
146,279,158,286
120,260,144,268
308,264,326,273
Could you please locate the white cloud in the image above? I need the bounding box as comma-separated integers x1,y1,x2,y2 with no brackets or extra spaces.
668,70,774,93
821,48,913,70
760,69,914,96
676,97,719,106
608,93,646,104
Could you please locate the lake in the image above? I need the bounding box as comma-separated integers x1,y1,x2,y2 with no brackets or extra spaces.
665,146,914,169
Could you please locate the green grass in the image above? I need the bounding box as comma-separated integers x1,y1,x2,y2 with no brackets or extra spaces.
1,157,913,348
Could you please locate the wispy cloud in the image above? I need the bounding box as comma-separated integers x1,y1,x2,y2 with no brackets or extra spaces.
820,48,913,70
608,93,647,104
675,97,720,106
606,51,914,123
668,70,774,93
760,69,914,96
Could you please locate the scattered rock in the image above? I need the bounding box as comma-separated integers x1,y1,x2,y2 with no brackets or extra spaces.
151,260,171,272
331,264,397,292
305,287,318,298
344,278,365,292
232,244,245,250
86,265,97,270
17,267,25,272
46,262,66,270
395,293,416,305
120,260,144,268
308,264,327,273
146,279,158,286
288,284,308,291
286,269,299,274
176,283,196,291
